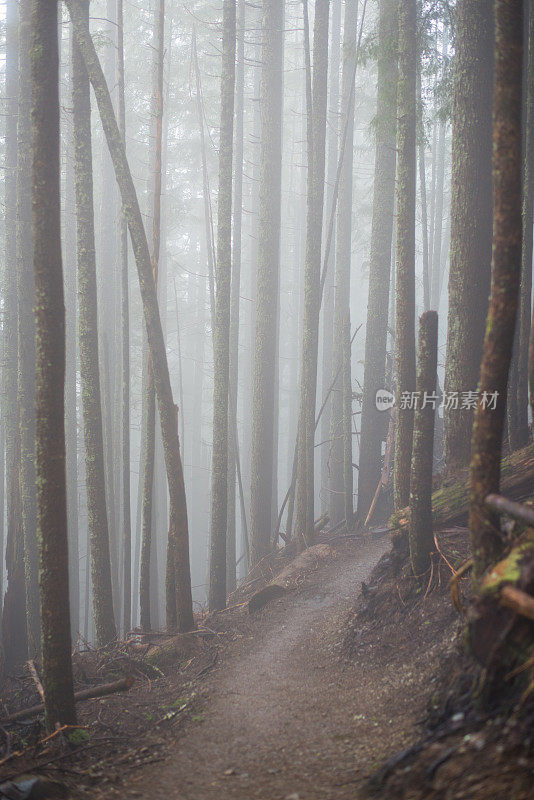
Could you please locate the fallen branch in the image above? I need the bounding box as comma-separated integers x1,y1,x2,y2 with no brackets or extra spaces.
485,493,534,528
3,677,134,723
500,585,534,621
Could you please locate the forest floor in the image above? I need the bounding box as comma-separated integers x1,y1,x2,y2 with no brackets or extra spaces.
1,526,533,799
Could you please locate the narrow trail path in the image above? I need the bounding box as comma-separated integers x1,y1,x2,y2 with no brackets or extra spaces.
124,534,424,800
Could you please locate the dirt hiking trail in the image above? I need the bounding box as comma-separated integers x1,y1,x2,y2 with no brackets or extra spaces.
117,533,441,800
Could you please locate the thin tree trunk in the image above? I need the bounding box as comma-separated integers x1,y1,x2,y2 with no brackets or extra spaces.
470,0,523,581
64,58,80,640
409,311,438,575
116,0,131,635
320,0,341,514
66,0,194,632
295,0,330,550
328,0,358,529
356,0,398,520
418,68,430,313
250,0,284,566
227,0,246,589
517,0,534,448
72,1,117,647
31,0,76,729
393,0,417,511
208,0,236,610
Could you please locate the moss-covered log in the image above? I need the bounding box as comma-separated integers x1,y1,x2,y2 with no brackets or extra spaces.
390,443,534,532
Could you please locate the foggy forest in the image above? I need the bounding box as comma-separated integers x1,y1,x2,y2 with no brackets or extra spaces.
0,0,533,797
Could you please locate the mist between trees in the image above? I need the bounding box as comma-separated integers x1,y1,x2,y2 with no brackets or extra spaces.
1,0,532,733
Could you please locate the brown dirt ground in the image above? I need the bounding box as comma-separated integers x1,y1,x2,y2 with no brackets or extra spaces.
1,529,532,799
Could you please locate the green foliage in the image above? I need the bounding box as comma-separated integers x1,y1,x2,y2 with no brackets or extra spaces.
67,728,91,745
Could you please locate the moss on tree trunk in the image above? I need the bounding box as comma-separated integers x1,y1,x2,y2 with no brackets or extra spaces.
469,0,523,581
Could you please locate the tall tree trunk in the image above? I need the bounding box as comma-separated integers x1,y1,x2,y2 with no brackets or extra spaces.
470,0,523,581
99,0,119,616
516,0,534,448
66,0,194,633
18,0,39,657
328,0,358,529
444,0,494,474
295,0,330,550
117,0,131,634
320,0,341,515
141,0,165,631
31,0,76,729
208,0,236,610
250,0,284,565
418,68,430,314
64,53,80,639
2,0,19,642
227,0,246,590
356,0,398,520
72,0,117,646
393,0,417,512
409,311,438,575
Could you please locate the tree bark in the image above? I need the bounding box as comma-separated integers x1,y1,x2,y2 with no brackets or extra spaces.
356,0,398,520
30,0,76,728
2,0,19,640
328,0,358,529
409,311,438,576
250,0,284,565
18,0,40,658
227,0,246,589
444,0,494,474
116,0,131,635
320,0,341,515
295,0,330,550
393,0,417,511
469,0,523,581
208,0,236,610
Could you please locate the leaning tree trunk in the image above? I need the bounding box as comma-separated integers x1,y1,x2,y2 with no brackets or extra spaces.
30,0,76,729
469,0,523,581
72,0,117,647
66,0,194,632
328,0,358,530
444,0,494,474
393,0,417,512
249,0,284,566
295,0,330,550
356,0,398,521
209,0,236,611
